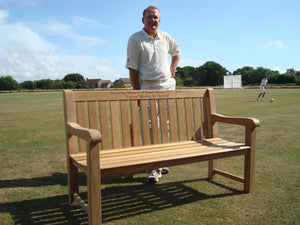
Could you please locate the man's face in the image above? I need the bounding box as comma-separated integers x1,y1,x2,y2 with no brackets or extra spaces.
142,8,160,34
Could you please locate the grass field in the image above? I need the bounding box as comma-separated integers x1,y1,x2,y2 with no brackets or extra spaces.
0,88,299,225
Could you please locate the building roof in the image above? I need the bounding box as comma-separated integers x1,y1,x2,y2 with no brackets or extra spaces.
86,78,112,88
86,79,101,85
119,78,131,83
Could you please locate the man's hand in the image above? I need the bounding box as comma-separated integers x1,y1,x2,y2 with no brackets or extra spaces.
170,55,180,78
129,68,140,90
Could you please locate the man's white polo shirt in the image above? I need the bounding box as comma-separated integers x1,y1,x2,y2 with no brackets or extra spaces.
126,29,181,81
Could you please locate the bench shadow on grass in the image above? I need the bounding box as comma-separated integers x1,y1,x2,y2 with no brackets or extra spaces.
0,173,243,224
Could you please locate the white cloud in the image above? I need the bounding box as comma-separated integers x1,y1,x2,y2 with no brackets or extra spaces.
0,44,119,82
68,33,106,48
263,41,287,49
98,58,114,66
0,9,118,82
271,67,288,74
71,16,111,30
0,44,72,81
93,63,116,77
41,20,106,48
0,14,56,55
179,59,205,68
43,20,71,34
0,9,9,21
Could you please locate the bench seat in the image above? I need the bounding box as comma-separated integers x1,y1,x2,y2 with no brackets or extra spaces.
71,138,248,178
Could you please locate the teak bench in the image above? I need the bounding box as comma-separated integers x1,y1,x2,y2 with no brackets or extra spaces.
63,88,260,224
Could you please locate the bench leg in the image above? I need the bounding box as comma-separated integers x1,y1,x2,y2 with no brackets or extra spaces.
208,159,218,179
67,157,79,206
87,142,102,225
244,126,256,193
244,150,255,193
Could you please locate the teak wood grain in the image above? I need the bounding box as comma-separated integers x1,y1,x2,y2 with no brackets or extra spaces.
63,88,260,225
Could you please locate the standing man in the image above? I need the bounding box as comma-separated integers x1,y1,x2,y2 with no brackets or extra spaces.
126,5,181,183
257,74,268,101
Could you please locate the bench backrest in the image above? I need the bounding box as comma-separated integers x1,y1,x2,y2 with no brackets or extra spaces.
63,88,217,153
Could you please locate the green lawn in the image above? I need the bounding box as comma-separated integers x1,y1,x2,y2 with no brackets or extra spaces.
0,89,299,224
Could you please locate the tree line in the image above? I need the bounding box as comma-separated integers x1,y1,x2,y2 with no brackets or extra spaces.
1,61,299,91
175,61,300,86
0,73,89,91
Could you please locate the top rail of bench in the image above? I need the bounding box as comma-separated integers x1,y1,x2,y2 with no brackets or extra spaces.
68,89,209,102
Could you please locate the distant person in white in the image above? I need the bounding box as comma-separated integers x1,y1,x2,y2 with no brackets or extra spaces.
126,5,181,183
257,74,268,101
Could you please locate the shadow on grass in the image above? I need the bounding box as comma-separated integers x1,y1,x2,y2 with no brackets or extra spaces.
0,172,81,188
0,173,244,224
0,172,145,188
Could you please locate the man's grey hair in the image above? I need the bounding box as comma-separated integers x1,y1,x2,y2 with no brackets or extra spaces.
143,5,160,17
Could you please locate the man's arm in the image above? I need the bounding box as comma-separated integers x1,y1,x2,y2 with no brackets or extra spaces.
129,68,140,90
263,80,268,88
170,55,180,78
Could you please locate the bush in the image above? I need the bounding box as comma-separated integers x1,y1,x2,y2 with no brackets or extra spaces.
20,80,36,90
0,76,19,91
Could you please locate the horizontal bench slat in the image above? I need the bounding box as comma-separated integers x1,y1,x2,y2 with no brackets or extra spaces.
71,138,246,160
72,89,207,101
100,147,248,169
100,149,249,177
100,141,247,163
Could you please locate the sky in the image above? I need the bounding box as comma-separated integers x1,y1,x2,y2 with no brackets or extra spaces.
0,0,299,82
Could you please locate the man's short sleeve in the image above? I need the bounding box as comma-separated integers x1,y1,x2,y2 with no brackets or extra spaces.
126,35,139,70
167,34,181,57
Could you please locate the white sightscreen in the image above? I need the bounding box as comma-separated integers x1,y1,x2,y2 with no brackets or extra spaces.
224,75,242,88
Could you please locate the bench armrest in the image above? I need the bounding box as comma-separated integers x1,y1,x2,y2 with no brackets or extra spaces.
66,122,102,143
211,113,260,128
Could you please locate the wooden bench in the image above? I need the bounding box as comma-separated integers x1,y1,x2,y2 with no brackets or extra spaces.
63,88,260,224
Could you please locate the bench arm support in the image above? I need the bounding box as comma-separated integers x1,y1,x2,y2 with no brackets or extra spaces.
211,113,259,193
66,122,102,224
211,113,260,128
66,122,102,143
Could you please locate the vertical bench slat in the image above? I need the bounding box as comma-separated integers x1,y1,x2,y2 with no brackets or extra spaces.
158,99,169,143
130,100,141,146
120,100,132,148
202,94,209,138
99,101,110,150
110,101,122,149
208,89,218,138
185,98,194,140
150,100,160,144
140,100,151,145
176,98,186,141
168,99,177,142
76,102,87,153
203,89,217,138
200,98,206,138
192,98,202,140
88,101,98,130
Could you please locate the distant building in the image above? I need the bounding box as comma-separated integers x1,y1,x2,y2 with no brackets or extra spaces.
86,78,112,88
86,79,101,88
113,78,131,88
99,80,112,88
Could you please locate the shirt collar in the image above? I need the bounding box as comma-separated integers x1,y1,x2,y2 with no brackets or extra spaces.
142,29,160,40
